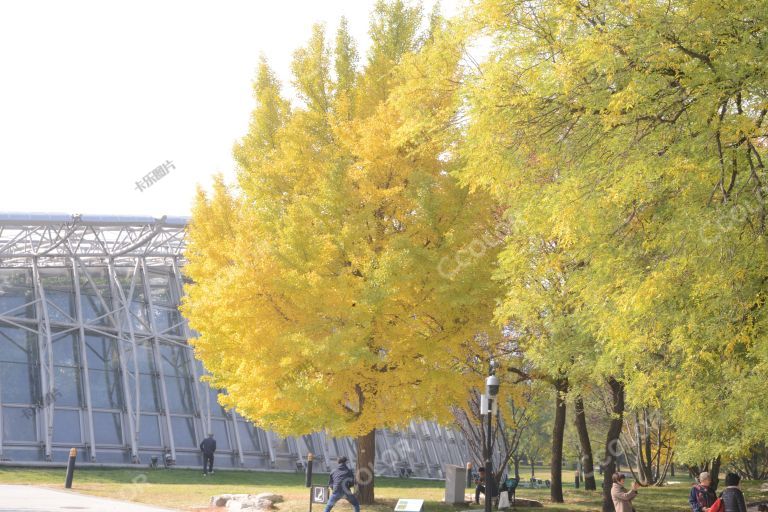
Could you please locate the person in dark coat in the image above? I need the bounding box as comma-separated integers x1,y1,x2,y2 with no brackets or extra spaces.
689,472,717,512
474,467,498,505
719,473,747,512
200,433,216,476
474,467,486,504
324,456,360,512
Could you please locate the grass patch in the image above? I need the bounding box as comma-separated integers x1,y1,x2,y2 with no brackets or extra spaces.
0,467,765,512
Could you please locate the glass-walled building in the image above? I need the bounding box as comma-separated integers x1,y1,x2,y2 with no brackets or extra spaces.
0,213,468,476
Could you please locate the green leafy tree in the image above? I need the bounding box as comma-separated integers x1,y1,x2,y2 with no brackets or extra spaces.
460,0,768,508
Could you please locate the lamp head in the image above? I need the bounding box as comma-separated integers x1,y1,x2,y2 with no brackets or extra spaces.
486,374,500,397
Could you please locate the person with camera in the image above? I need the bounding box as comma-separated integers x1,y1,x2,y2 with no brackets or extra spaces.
611,472,639,512
325,456,360,512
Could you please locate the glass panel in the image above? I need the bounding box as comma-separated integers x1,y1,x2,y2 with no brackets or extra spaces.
170,416,196,448
139,414,162,446
85,334,120,370
41,268,75,323
115,268,146,302
96,450,130,463
165,376,194,413
53,366,82,407
112,268,149,333
52,332,78,366
237,421,261,452
53,409,81,444
79,267,112,326
208,387,227,417
53,448,88,462
92,411,122,445
152,307,183,336
135,341,155,373
147,270,173,306
89,369,123,409
139,373,161,412
210,419,231,450
2,406,37,442
1,447,43,461
160,343,189,378
0,324,36,364
174,452,203,467
0,362,38,404
0,269,34,318
129,301,149,333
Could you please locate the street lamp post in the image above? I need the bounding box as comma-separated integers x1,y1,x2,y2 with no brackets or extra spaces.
485,373,500,512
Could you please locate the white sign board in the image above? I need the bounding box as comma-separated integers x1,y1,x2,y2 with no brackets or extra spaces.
480,394,489,415
395,499,424,512
311,486,328,504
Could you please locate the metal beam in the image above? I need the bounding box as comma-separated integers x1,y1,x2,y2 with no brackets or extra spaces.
106,258,140,462
169,259,213,452
138,258,175,463
70,258,97,461
31,258,54,461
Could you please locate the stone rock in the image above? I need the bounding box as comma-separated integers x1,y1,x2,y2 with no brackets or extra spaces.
211,494,233,507
227,500,246,511
249,493,284,504
512,498,543,508
253,498,276,510
213,492,283,511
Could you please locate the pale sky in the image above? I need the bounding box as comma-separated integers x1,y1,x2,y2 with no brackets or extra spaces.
0,0,459,218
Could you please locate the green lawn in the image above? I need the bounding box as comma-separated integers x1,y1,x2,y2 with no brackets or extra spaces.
0,467,765,512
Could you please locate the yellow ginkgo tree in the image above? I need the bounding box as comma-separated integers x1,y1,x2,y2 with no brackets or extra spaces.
182,2,502,502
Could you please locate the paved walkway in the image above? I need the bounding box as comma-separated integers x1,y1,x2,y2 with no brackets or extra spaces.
0,485,178,512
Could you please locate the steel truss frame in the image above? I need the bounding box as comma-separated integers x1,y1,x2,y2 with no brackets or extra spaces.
0,214,468,475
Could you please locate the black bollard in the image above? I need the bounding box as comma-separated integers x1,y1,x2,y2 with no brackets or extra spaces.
575,471,580,489
466,462,473,489
305,453,313,488
64,448,77,489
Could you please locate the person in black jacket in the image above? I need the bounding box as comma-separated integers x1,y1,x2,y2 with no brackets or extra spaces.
720,473,747,512
200,433,216,476
324,456,360,512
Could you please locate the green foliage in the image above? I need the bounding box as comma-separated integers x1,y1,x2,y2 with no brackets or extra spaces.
460,0,768,464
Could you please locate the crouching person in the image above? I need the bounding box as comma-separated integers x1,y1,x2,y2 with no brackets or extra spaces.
325,456,360,512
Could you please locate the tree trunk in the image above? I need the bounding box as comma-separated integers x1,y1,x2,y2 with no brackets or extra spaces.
710,456,721,492
531,459,535,477
514,457,520,480
602,378,625,512
356,429,376,504
688,457,722,491
550,378,568,503
574,396,597,491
